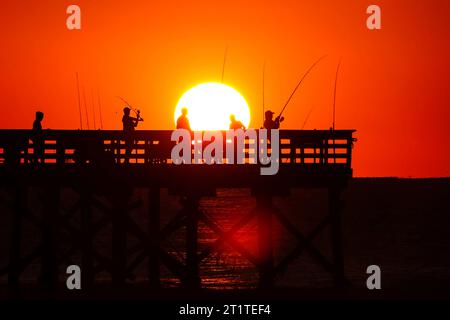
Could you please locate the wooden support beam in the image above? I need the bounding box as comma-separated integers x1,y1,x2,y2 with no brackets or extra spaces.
199,212,259,266
273,209,338,278
198,210,256,263
1,245,43,279
40,186,59,290
148,187,160,288
274,215,331,275
183,196,201,288
328,186,348,287
111,189,129,288
159,210,187,240
123,211,187,281
80,190,94,290
255,194,275,289
8,186,25,287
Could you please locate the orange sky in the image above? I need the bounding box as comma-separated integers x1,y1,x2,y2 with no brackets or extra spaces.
1,0,449,177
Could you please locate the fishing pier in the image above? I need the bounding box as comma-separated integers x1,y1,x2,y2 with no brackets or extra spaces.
0,129,355,291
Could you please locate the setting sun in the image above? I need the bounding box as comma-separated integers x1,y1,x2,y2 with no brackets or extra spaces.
174,82,250,131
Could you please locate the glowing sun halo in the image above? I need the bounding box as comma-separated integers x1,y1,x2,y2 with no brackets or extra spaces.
174,82,250,131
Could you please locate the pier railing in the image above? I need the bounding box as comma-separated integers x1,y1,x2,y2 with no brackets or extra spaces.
0,129,355,169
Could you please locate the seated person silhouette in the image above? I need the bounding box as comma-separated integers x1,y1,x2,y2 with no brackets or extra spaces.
229,114,245,130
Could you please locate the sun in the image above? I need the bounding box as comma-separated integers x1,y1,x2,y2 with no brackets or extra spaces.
174,82,250,131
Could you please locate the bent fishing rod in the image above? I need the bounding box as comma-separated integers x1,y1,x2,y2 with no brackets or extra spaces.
301,57,342,130
277,55,327,120
117,96,144,121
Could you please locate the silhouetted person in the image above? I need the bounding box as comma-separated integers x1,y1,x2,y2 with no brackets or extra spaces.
229,114,245,130
176,107,191,131
263,110,284,130
32,111,44,164
122,107,140,164
122,107,140,132
33,111,44,132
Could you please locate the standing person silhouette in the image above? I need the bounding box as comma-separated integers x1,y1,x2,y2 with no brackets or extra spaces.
32,111,44,164
262,110,283,148
122,107,140,164
122,107,140,132
176,107,191,131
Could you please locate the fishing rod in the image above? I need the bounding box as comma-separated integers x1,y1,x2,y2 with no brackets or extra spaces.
82,85,90,129
332,57,342,131
262,60,266,128
332,58,342,163
97,88,104,130
221,46,228,83
91,89,97,130
301,57,343,130
277,55,327,120
75,73,83,130
117,96,144,121
301,105,315,129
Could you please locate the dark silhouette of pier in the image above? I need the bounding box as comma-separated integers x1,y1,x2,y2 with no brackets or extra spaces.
0,129,355,292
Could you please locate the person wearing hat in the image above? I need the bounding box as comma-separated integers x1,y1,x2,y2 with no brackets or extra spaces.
263,110,284,130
